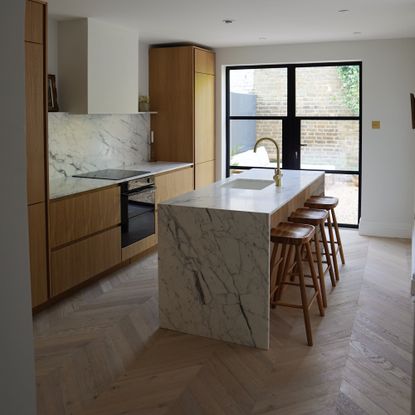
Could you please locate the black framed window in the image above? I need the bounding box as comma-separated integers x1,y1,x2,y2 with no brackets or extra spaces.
226,62,362,227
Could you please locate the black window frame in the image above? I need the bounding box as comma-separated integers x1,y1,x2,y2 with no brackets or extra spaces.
225,61,362,228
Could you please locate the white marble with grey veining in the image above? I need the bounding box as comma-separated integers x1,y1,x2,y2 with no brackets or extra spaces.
49,161,193,199
158,204,270,349
48,113,150,179
162,168,324,214
158,168,325,349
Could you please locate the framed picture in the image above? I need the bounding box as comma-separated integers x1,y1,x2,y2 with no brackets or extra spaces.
411,93,415,129
48,74,59,112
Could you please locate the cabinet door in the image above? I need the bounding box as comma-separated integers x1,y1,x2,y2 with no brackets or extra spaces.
150,47,194,162
194,48,215,75
195,160,215,189
155,167,194,205
195,73,215,165
28,203,48,307
49,186,121,248
25,0,44,44
51,227,121,296
26,42,46,205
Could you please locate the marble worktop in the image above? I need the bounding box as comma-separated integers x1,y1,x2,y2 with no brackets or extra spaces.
49,161,193,200
161,168,324,215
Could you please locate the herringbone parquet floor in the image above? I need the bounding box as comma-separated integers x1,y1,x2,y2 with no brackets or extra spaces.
33,230,414,415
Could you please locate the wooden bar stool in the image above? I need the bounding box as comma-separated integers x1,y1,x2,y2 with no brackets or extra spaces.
304,196,345,282
288,208,336,308
270,222,325,346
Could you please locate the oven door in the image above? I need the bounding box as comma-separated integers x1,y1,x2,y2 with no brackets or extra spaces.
121,186,155,248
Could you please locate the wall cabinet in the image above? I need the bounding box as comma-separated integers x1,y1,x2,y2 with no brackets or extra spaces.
150,46,216,189
25,0,49,309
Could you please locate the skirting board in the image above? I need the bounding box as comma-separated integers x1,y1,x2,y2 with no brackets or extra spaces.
358,219,412,239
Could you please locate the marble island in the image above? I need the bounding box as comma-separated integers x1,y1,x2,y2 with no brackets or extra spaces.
158,168,324,349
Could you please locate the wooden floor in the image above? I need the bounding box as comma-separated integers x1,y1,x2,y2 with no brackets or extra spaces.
33,230,414,415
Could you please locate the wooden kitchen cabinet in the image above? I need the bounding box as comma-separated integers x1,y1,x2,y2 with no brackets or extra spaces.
28,203,48,307
49,186,121,249
195,160,215,189
25,0,49,309
26,41,46,205
155,167,194,205
25,0,44,44
150,46,216,189
51,227,121,296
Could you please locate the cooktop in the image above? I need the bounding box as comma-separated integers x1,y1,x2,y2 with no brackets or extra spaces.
73,169,151,180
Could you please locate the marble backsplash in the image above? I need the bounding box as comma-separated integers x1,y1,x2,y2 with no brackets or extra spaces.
48,113,150,179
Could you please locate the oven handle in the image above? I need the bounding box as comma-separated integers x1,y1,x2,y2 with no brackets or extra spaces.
121,184,156,197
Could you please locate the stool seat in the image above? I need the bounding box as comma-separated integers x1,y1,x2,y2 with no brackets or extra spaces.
271,222,314,245
305,196,338,210
289,208,328,225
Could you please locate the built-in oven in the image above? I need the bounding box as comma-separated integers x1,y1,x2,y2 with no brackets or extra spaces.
120,176,156,248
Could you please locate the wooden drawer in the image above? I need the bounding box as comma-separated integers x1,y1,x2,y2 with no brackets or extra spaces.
50,186,121,248
155,167,194,205
25,0,44,44
51,227,121,296
194,48,215,75
28,202,48,307
195,160,215,189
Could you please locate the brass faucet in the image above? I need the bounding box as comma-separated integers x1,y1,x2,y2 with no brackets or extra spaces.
254,137,282,187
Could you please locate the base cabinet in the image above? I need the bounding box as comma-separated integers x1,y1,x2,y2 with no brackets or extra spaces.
28,203,48,307
50,227,121,296
195,160,215,189
155,167,194,205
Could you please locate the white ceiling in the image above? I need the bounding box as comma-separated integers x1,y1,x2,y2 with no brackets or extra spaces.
48,0,415,48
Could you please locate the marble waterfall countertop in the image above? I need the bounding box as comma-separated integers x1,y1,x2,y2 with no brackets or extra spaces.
161,168,324,214
49,161,193,199
158,168,325,350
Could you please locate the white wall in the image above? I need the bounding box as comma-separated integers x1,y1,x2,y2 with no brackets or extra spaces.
0,1,36,413
48,18,58,77
215,39,415,238
139,41,149,96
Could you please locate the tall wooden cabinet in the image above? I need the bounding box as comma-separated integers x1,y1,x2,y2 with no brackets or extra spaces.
149,45,216,189
25,0,49,308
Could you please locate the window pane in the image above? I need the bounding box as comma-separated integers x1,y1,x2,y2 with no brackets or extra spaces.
230,120,282,167
325,174,359,225
229,68,287,116
300,120,359,171
296,65,360,116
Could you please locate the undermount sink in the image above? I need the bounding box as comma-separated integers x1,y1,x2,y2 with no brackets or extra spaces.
222,179,275,190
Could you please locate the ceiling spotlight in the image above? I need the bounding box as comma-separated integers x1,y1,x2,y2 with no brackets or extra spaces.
353,31,362,35
223,19,235,24
338,9,350,13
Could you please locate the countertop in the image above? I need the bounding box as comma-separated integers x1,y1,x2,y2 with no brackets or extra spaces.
160,168,324,215
49,161,193,200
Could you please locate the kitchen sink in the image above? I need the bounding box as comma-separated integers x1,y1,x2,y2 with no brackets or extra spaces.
222,179,275,190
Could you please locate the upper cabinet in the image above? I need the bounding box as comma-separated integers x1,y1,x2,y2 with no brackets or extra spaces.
58,18,138,114
150,46,216,189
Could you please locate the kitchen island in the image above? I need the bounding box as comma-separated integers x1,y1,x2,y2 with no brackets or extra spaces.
158,169,324,349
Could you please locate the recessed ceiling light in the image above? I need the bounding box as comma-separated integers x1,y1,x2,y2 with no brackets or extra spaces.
338,9,350,13
353,31,362,35
259,37,268,40
223,19,235,24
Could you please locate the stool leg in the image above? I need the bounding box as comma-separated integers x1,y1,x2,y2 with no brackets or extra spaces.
331,208,345,265
313,232,327,308
270,243,279,298
327,214,340,282
274,245,292,303
305,241,324,317
296,245,313,346
319,223,336,288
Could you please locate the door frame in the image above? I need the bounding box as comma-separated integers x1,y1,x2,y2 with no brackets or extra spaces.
225,61,362,228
